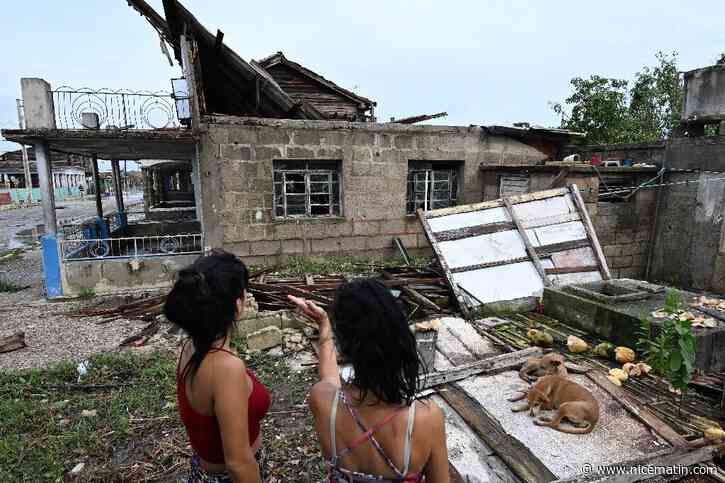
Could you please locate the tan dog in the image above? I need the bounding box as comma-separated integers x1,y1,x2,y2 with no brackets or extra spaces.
518,352,568,383
509,375,599,434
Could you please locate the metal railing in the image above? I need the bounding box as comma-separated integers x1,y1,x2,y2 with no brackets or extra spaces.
51,86,188,130
60,234,203,261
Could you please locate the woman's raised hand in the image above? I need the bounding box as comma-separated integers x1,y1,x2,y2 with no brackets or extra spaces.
287,295,329,326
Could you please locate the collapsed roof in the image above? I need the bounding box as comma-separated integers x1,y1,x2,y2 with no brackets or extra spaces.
127,0,375,121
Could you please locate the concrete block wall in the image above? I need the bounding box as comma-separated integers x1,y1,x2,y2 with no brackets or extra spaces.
592,189,656,279
198,117,548,264
649,172,725,293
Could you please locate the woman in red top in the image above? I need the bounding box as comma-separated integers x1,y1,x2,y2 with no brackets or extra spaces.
165,250,271,483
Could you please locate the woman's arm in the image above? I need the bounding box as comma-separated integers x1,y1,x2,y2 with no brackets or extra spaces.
423,402,450,483
214,357,262,483
288,295,340,386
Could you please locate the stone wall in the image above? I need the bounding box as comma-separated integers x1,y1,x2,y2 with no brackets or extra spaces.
649,172,725,294
197,117,549,264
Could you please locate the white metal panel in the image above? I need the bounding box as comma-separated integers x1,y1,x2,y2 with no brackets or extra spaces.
529,221,588,247
438,230,526,269
452,261,544,304
428,207,509,233
512,194,576,221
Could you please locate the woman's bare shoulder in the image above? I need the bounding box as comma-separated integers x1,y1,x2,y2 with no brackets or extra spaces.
413,398,444,425
309,380,339,413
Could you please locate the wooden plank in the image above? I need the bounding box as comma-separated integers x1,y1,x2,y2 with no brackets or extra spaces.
449,256,531,274
425,188,569,218
520,212,581,230
586,371,688,448
569,184,611,280
552,446,717,483
546,168,570,190
503,197,551,287
438,383,557,483
422,347,542,390
545,265,600,275
448,462,466,483
417,208,472,319
434,222,515,242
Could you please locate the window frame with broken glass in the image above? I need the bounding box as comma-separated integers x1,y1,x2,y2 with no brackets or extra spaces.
273,160,342,218
406,161,461,214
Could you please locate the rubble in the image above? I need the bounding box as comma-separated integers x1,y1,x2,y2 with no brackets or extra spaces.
247,326,283,352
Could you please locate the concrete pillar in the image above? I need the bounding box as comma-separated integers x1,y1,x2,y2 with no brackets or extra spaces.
110,160,125,230
143,167,152,217
34,142,56,234
21,78,56,129
34,141,63,297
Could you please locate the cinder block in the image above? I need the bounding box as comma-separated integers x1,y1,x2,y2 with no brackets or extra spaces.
319,131,347,145
602,244,622,257
293,130,320,146
226,126,259,144
365,235,394,250
225,242,251,256
237,314,281,336
281,239,305,254
250,240,282,256
396,234,418,250
287,146,315,158
255,146,283,160
417,233,431,248
353,220,381,236
258,128,290,145
611,255,633,269
351,132,375,146
394,135,414,149
220,144,252,160
247,326,283,351
309,237,343,253
340,236,368,252
615,230,635,243
273,223,302,240
379,219,407,235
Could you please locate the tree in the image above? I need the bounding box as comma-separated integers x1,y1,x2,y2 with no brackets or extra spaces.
628,51,682,142
551,76,632,144
552,51,683,144
717,53,725,65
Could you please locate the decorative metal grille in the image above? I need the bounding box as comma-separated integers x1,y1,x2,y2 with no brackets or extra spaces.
60,234,203,261
273,161,341,218
52,86,183,130
406,168,458,214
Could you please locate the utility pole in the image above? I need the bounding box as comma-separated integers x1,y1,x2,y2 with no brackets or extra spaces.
16,99,33,203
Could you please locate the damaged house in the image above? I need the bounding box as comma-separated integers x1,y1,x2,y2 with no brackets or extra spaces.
2,1,725,481
0,0,582,297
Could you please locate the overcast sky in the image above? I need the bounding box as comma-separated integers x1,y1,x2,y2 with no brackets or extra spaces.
1,0,724,153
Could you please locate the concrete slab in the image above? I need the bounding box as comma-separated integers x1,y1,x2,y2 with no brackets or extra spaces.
431,395,520,483
457,371,668,479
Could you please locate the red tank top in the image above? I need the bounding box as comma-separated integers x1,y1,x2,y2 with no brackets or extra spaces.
176,346,271,464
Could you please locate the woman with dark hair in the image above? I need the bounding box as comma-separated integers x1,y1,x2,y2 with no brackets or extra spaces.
289,278,449,482
165,250,271,483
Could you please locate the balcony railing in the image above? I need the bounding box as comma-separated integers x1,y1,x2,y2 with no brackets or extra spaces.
51,84,190,130
60,234,203,261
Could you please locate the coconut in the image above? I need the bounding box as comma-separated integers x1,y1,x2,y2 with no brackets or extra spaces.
527,329,553,347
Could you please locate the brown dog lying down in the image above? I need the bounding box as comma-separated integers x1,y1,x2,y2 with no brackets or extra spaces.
508,375,600,434
519,352,568,383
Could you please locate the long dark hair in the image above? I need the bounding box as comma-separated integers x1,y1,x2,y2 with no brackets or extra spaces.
331,278,420,406
164,250,249,377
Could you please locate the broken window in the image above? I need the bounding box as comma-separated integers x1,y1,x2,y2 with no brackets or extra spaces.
406,161,461,214
273,160,341,218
